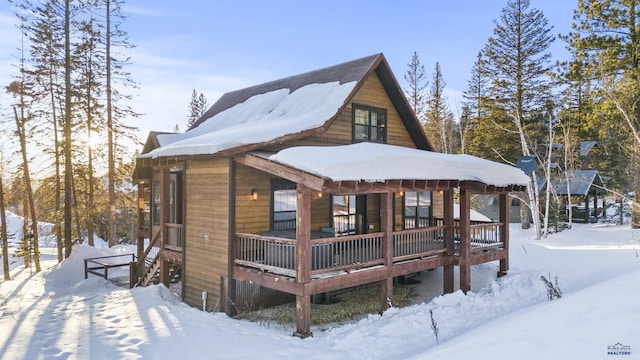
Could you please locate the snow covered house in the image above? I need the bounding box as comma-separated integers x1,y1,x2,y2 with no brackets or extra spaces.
132,53,529,337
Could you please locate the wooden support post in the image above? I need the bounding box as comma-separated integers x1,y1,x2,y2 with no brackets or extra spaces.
294,295,312,339
294,184,312,338
160,169,170,286
593,189,599,221
227,160,237,317
137,183,145,260
498,193,509,277
584,194,590,222
459,187,471,294
159,260,169,286
379,192,394,313
443,189,455,294
379,278,393,313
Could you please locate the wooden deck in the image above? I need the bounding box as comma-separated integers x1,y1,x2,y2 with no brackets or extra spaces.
233,222,505,293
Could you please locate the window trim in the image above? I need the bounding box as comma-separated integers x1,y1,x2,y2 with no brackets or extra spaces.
352,103,387,144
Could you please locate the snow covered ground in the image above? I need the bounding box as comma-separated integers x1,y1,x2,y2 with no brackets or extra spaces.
1,218,639,359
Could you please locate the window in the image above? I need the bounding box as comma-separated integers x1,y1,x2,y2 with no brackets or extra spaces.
272,181,296,230
168,171,184,224
152,181,161,225
333,195,357,236
353,104,386,143
404,192,431,229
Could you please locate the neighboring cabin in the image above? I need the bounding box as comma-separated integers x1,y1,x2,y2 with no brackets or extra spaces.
132,53,529,337
478,141,606,224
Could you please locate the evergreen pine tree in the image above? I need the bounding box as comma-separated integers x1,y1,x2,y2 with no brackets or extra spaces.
62,0,73,257
187,89,199,128
13,0,66,261
424,62,455,153
563,0,640,227
187,90,209,129
198,93,208,117
0,170,8,280
403,51,428,124
482,0,555,236
103,0,140,246
75,17,104,247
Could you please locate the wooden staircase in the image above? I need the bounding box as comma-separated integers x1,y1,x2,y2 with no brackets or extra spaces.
129,227,183,288
130,229,161,288
139,254,161,287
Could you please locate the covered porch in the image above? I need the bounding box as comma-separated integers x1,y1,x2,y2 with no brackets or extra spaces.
131,162,185,288
231,144,528,338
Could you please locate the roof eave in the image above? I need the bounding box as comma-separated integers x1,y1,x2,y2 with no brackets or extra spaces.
239,151,527,195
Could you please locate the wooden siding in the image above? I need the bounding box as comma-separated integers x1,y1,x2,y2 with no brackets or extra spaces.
236,163,334,233
260,71,418,151
432,191,444,219
315,73,413,148
394,192,404,231
311,195,332,231
235,164,272,233
366,194,381,233
183,158,230,310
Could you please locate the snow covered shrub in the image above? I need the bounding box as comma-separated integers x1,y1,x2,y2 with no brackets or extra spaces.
430,309,439,345
540,274,562,301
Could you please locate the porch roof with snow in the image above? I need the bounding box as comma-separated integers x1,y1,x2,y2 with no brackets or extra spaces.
139,53,431,160
240,143,530,194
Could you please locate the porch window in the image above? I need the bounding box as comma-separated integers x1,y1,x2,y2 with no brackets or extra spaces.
168,170,183,224
152,181,161,225
404,191,431,229
353,104,386,143
333,195,357,236
272,180,296,230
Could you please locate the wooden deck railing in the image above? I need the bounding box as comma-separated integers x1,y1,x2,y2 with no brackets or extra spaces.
235,223,504,278
311,233,384,275
435,219,504,253
165,223,184,249
393,226,447,261
469,222,503,251
235,232,386,276
235,233,295,275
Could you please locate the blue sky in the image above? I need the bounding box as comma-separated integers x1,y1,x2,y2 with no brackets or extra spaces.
0,0,576,142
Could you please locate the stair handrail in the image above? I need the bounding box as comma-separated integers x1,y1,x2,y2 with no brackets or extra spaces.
139,251,162,287
130,228,162,287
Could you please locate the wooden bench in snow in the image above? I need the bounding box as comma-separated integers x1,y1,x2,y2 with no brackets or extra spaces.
84,254,135,283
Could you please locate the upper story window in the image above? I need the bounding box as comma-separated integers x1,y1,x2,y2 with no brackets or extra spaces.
353,104,386,143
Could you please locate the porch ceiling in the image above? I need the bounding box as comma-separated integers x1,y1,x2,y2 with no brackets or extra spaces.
238,147,527,195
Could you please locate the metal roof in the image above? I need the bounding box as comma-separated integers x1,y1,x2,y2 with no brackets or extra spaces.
547,170,603,196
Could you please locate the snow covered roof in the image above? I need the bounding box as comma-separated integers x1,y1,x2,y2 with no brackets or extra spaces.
268,143,531,187
139,54,431,160
191,54,382,130
547,170,603,196
580,141,598,157
143,81,357,158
